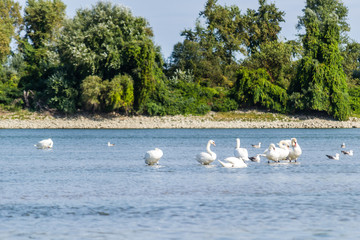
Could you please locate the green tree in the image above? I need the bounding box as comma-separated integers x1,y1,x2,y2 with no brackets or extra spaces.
232,67,288,112
243,40,301,89
24,0,66,49
0,0,22,63
103,74,134,114
244,0,285,56
292,0,350,120
58,1,163,111
80,75,102,112
20,0,66,95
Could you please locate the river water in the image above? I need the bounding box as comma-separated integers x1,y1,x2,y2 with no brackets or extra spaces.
0,128,359,239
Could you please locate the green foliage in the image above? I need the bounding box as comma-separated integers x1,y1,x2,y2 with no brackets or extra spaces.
80,74,134,114
245,0,285,56
348,86,360,115
45,71,77,113
20,0,66,108
293,0,350,120
80,75,102,112
0,0,22,63
58,1,162,112
102,74,134,114
232,68,288,112
0,53,25,108
24,0,66,49
0,67,22,107
146,70,222,116
243,40,301,89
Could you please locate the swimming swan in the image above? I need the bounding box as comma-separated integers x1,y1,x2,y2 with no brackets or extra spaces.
35,138,53,149
234,138,250,161
218,157,247,168
144,148,163,165
196,140,216,165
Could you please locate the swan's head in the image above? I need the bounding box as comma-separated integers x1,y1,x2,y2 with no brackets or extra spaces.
210,140,216,146
291,138,297,147
269,143,276,151
279,140,290,149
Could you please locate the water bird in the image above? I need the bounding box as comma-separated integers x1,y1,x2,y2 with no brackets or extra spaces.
341,150,353,156
326,153,340,160
196,140,216,165
107,142,115,147
249,154,262,162
234,138,250,161
264,142,290,163
251,142,261,148
218,157,247,168
287,138,302,162
35,138,53,149
341,143,346,148
263,143,280,163
144,148,163,165
277,140,291,160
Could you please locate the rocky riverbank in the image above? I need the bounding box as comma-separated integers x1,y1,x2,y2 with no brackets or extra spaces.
0,110,359,129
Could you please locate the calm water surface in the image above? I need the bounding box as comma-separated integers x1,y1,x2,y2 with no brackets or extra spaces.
1,128,360,239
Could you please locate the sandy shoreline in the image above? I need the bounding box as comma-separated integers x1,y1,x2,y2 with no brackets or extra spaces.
0,111,359,129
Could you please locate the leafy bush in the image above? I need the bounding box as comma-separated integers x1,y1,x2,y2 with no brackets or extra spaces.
45,71,78,113
232,67,288,113
80,75,102,112
102,74,134,114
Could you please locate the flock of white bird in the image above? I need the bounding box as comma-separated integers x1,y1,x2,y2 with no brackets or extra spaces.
144,138,303,168
194,138,303,168
34,137,353,167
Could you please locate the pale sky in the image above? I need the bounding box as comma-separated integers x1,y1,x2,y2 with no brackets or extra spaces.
16,0,360,59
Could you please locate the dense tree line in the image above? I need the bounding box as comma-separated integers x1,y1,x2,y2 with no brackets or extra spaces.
1,0,360,120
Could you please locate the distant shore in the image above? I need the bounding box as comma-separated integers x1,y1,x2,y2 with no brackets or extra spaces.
0,110,359,129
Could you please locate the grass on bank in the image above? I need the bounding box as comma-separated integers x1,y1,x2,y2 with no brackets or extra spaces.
0,107,350,122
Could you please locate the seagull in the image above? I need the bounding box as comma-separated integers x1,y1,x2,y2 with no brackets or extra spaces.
326,153,340,160
341,143,346,148
251,142,261,148
249,154,262,162
108,142,115,147
341,150,353,156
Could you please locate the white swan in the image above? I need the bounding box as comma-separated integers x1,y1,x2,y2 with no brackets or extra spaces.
35,138,53,149
263,144,279,162
264,142,289,163
326,153,340,160
234,138,250,161
218,157,247,168
277,140,291,161
288,138,302,162
144,148,163,165
196,140,216,165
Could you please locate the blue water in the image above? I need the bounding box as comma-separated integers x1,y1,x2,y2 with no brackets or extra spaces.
0,128,359,239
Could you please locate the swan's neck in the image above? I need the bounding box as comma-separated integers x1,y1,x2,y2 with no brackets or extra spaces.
207,142,213,154
236,139,240,148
